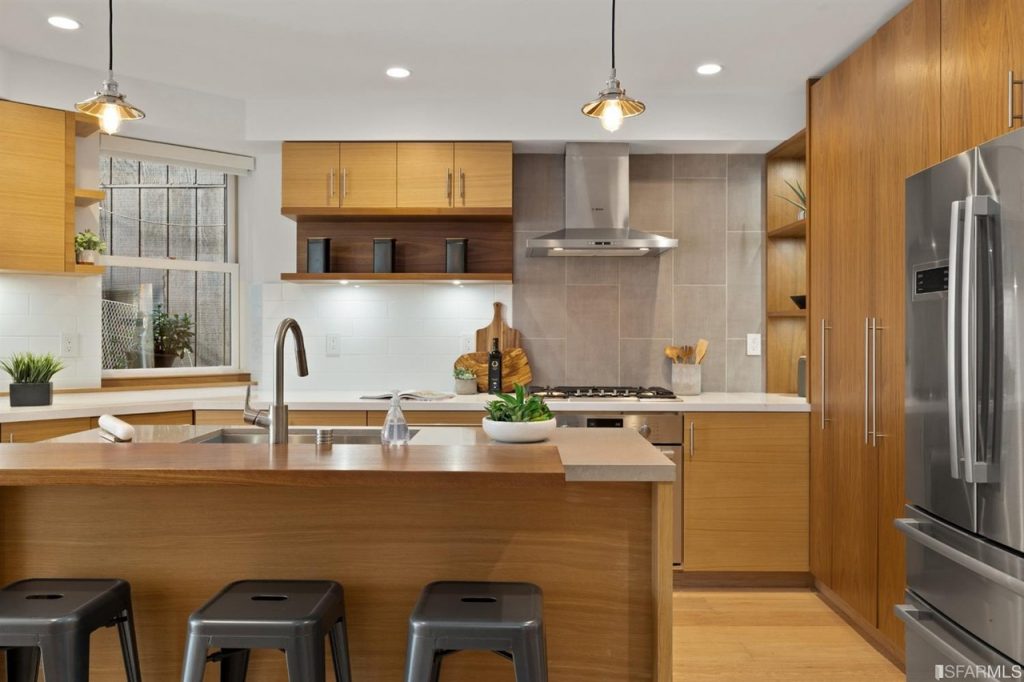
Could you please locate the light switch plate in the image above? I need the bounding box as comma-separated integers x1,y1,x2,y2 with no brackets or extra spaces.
60,332,79,358
746,333,762,356
326,334,342,357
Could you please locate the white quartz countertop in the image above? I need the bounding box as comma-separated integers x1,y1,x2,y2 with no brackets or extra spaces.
0,386,809,423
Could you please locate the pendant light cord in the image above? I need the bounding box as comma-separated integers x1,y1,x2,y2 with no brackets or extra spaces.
611,0,616,70
108,0,114,72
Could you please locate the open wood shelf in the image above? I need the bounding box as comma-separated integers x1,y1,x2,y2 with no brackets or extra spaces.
768,310,808,319
71,264,105,276
767,218,806,239
281,272,512,284
73,113,99,138
74,188,106,207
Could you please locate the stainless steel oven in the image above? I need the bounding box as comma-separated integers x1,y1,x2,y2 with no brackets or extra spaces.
557,413,683,565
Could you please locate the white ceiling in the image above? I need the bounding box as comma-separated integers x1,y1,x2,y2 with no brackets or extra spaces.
0,0,907,147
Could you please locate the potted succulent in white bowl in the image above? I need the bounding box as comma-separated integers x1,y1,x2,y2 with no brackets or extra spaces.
482,384,557,443
74,230,107,265
2,352,64,407
453,366,478,395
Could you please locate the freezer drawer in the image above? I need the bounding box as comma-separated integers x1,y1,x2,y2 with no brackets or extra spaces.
899,592,1020,681
898,505,1024,663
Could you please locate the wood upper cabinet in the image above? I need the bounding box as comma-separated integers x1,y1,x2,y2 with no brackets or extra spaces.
338,142,397,208
281,142,340,208
397,142,455,208
453,142,512,208
682,413,809,572
940,0,1016,157
0,100,69,273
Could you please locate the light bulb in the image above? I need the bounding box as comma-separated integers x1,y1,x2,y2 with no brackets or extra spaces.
600,100,624,132
99,104,122,135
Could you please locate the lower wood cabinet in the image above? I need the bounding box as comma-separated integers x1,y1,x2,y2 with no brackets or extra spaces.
0,418,92,443
682,412,809,572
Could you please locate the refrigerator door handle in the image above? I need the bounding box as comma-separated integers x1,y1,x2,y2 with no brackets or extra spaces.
968,195,1001,484
947,200,964,479
961,194,978,483
896,518,1024,598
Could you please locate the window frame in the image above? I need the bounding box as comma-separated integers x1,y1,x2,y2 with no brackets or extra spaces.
97,145,243,378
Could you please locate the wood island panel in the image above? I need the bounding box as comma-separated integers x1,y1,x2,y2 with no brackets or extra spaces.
0,480,662,681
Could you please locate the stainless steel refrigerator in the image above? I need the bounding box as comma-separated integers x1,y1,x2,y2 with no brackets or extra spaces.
901,126,1024,680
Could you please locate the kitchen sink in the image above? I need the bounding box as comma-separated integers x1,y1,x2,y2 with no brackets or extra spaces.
193,428,418,445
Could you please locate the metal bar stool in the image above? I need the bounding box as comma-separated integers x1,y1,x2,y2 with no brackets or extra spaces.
0,578,143,682
180,580,352,682
404,581,547,682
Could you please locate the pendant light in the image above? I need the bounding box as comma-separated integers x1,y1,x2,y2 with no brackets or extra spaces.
75,0,144,135
581,0,645,132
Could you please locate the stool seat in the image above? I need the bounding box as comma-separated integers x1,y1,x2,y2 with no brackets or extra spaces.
405,581,547,682
181,580,352,682
0,578,143,682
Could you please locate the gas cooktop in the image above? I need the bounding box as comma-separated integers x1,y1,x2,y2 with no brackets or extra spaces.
528,386,677,400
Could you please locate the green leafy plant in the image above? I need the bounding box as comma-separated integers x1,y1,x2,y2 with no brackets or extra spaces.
485,384,553,423
454,366,476,381
0,352,64,384
74,230,106,253
776,179,807,212
152,305,195,359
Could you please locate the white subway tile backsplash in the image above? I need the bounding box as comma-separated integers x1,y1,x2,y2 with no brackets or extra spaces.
257,283,511,391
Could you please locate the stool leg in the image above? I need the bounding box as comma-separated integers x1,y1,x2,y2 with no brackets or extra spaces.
285,637,325,682
511,629,548,682
328,619,352,682
431,651,444,682
6,647,40,682
39,633,89,682
116,606,143,682
403,635,437,682
179,636,207,682
219,649,250,682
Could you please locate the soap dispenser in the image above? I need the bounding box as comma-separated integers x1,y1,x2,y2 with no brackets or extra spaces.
381,391,410,446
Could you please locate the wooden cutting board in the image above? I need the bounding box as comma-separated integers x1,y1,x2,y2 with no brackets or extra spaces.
455,349,533,393
475,302,521,352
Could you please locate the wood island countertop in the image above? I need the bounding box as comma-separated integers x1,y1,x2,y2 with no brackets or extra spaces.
2,426,674,485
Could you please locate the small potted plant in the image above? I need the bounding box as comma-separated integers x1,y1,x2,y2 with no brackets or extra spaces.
74,230,107,265
776,179,807,220
453,366,478,395
482,384,557,443
152,305,194,368
1,352,64,407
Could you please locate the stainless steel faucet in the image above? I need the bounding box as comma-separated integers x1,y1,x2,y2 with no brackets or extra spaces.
243,318,309,444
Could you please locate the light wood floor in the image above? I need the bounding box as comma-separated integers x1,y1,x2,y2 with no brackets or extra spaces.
674,589,904,681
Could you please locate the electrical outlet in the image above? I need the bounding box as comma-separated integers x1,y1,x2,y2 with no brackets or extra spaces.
60,332,79,358
459,335,473,353
746,333,762,356
325,334,342,357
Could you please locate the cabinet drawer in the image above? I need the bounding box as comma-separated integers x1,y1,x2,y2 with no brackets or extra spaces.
1,418,92,443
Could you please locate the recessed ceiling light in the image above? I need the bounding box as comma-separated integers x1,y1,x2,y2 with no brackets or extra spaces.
696,63,723,76
386,67,411,79
48,15,80,30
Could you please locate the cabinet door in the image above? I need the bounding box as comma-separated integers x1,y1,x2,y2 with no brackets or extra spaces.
454,142,512,208
1,418,92,443
338,142,397,208
826,42,880,626
682,413,809,572
0,101,67,273
940,0,1013,157
281,142,340,208
873,0,942,649
397,143,454,208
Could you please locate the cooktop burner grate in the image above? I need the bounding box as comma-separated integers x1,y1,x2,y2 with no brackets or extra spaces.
528,386,676,400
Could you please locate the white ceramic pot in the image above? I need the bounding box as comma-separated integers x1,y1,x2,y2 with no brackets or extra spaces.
482,417,557,443
76,249,98,265
454,378,478,395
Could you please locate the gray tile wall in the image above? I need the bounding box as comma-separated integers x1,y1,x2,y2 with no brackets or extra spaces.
513,153,765,392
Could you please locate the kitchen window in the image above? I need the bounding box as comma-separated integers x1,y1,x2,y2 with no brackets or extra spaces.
96,139,249,374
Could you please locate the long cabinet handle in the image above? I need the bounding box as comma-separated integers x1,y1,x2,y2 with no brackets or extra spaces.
871,318,885,446
460,168,466,203
342,168,348,199
1010,71,1023,129
328,168,335,200
819,318,831,430
864,317,870,445
446,168,453,204
688,421,695,459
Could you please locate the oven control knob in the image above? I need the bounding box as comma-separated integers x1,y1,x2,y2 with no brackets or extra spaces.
638,424,652,439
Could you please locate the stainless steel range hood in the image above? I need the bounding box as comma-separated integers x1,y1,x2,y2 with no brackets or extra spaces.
526,143,677,257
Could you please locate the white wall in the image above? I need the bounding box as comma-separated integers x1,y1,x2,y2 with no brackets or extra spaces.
0,276,102,389
261,283,512,392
